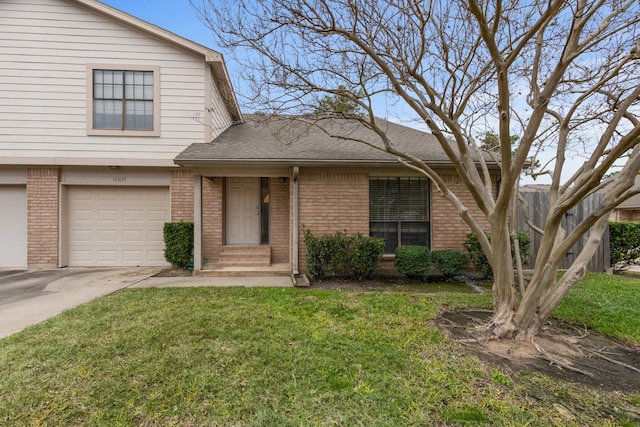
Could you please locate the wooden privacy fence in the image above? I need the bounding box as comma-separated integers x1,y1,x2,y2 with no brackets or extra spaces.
514,190,610,273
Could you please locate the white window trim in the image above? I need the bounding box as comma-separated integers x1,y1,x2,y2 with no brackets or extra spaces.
86,64,160,137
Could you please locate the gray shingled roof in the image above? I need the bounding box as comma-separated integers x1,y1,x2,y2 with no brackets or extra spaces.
175,114,489,166
616,175,640,209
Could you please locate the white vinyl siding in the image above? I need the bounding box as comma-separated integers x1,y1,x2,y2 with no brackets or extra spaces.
209,70,234,140
0,0,234,164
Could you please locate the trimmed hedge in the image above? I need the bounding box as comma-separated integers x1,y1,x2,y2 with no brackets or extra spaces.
303,229,385,280
609,221,640,271
464,231,531,278
431,250,470,278
394,246,431,281
163,222,194,269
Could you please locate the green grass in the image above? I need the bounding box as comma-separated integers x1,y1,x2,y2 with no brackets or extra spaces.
554,273,640,344
0,276,637,425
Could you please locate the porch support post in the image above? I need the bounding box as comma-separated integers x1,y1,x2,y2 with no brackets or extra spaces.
194,174,202,271
292,166,300,275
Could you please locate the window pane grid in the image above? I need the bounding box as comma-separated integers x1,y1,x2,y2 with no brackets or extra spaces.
370,177,430,253
93,69,154,131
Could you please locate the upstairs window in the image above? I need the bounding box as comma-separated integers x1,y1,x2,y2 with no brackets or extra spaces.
369,177,430,253
87,65,159,136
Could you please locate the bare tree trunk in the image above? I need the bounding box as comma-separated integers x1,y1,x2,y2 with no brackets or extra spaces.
488,213,518,338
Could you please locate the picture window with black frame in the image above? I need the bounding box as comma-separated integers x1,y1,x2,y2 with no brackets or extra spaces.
93,69,154,131
369,177,430,253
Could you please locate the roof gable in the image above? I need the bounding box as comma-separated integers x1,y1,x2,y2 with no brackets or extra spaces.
68,0,241,122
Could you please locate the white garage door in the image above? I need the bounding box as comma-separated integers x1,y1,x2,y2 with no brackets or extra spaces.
0,186,27,268
67,186,170,266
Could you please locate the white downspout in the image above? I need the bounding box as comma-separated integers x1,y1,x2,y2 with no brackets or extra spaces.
292,166,300,275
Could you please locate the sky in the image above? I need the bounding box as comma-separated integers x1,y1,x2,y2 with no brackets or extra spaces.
98,0,246,88
99,1,213,47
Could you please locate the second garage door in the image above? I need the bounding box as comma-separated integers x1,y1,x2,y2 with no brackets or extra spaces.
67,186,170,267
0,186,27,268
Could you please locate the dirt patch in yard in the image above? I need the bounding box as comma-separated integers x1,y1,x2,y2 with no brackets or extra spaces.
435,309,640,395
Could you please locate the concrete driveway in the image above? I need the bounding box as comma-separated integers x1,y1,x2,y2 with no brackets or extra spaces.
0,267,160,339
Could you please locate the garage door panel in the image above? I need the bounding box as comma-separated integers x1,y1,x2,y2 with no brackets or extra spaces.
0,186,27,268
123,230,142,242
71,250,93,262
97,251,117,262
98,190,118,201
71,230,94,242
123,210,143,222
98,230,118,242
123,251,143,262
73,209,94,221
148,210,168,222
98,209,118,221
148,191,169,202
67,186,169,267
148,230,164,242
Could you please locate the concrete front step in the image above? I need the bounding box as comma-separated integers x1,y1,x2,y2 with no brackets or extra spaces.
218,245,272,268
195,263,292,277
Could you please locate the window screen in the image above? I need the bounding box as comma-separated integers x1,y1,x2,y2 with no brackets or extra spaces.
370,177,430,253
93,70,154,131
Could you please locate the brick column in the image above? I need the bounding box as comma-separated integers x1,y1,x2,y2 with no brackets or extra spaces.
27,167,60,268
270,177,290,264
170,169,194,222
201,177,223,267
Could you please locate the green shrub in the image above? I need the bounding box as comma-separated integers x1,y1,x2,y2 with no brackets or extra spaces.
431,250,470,278
163,222,194,269
303,230,384,280
464,233,492,277
609,221,640,271
348,234,386,280
464,231,531,278
394,245,431,280
303,229,343,280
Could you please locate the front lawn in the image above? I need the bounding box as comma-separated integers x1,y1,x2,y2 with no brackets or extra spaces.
0,275,638,425
554,273,640,344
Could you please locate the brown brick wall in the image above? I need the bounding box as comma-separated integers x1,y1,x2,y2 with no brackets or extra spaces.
197,170,493,272
27,167,60,267
170,169,194,222
615,209,640,222
270,177,290,264
430,173,492,251
297,171,369,272
201,177,223,267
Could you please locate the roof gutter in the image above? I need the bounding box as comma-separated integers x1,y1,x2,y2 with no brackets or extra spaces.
174,158,502,170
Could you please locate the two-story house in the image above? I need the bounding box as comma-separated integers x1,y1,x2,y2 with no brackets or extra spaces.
0,0,240,269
